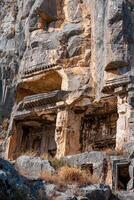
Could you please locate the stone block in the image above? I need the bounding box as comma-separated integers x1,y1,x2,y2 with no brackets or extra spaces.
15,156,55,180
63,151,108,179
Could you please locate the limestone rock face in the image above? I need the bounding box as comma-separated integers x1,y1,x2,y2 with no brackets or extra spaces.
0,0,134,193
0,0,92,120
0,0,19,119
0,1,131,107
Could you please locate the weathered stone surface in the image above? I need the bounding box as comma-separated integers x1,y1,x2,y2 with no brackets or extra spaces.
0,0,134,194
124,143,134,159
117,192,134,200
15,155,55,180
0,158,46,200
0,0,92,121
63,151,109,182
83,184,112,200
44,183,114,200
55,109,81,158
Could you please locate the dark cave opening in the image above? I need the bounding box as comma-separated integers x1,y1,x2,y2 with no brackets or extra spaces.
117,163,130,191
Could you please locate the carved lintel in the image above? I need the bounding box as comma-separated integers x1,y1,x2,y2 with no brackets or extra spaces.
22,63,58,79
17,90,68,112
114,86,127,95
102,75,130,93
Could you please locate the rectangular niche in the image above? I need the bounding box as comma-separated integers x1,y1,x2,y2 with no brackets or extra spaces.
20,122,57,158
81,163,93,175
80,112,118,152
8,119,57,160
112,159,130,191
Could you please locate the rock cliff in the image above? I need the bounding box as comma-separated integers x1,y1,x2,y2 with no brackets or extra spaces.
0,0,134,199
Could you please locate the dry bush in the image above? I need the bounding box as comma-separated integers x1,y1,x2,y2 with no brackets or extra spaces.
41,171,57,184
58,166,91,185
91,174,100,184
41,166,95,187
50,158,67,170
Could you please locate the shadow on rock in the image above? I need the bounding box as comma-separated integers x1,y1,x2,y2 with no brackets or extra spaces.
0,158,47,200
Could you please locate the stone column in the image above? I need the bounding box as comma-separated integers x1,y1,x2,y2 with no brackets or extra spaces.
116,93,129,151
128,159,134,191
55,108,81,159
116,85,134,151
127,85,134,144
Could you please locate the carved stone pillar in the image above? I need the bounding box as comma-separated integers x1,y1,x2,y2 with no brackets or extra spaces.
55,108,81,158
127,85,134,144
116,84,134,151
116,93,129,151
